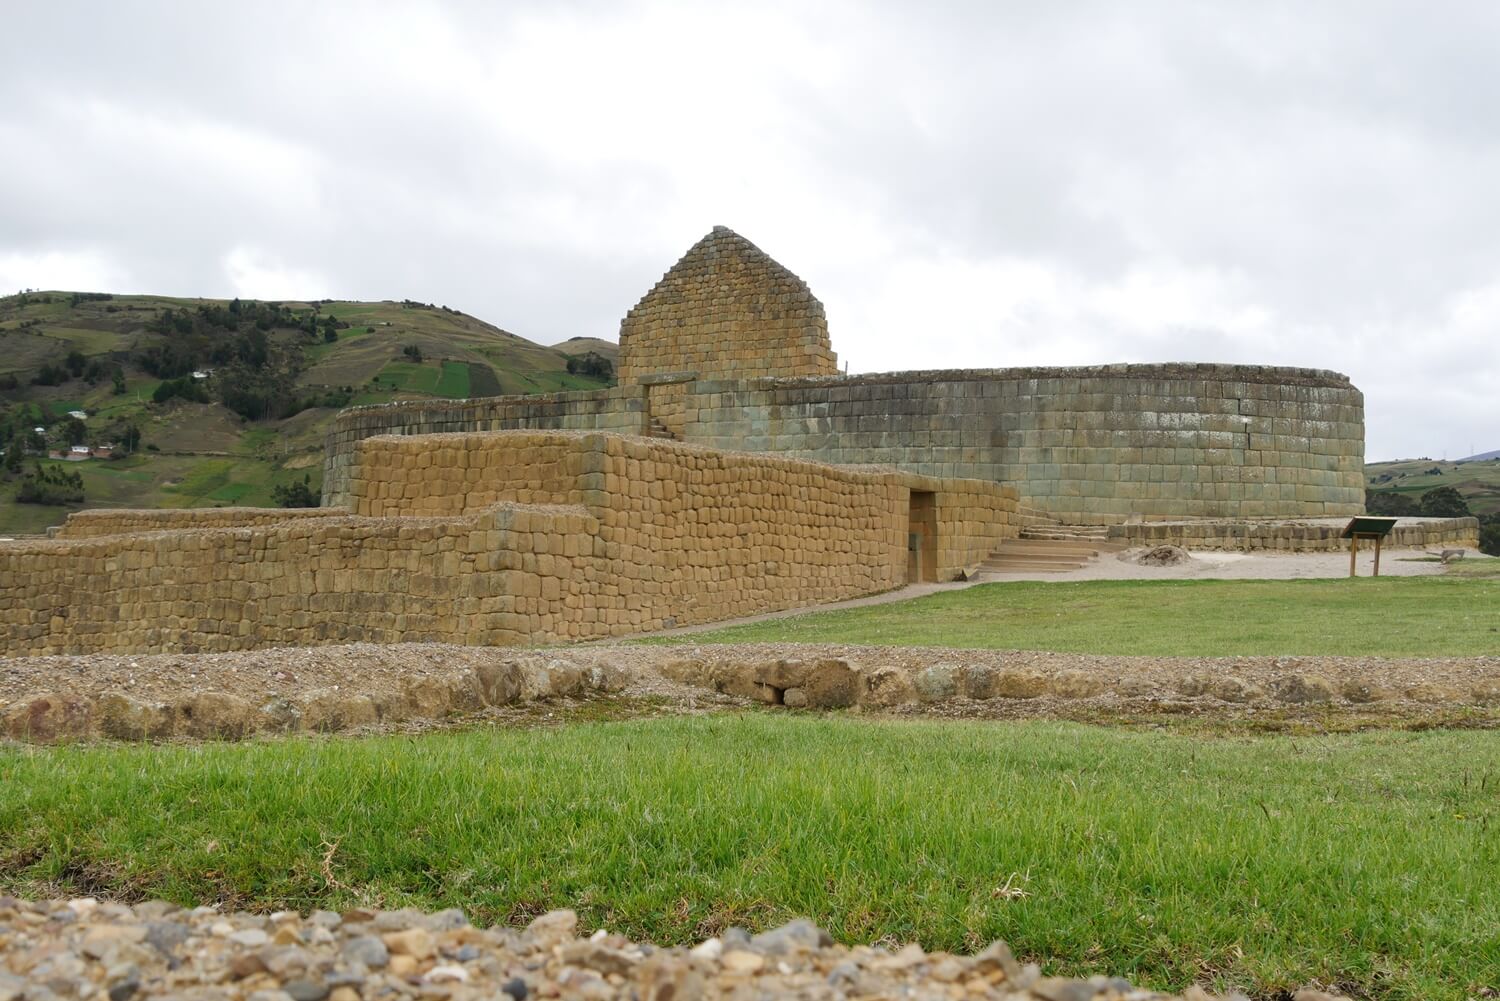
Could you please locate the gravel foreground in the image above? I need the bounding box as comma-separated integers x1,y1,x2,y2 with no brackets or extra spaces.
4,642,1500,742
0,897,1352,1001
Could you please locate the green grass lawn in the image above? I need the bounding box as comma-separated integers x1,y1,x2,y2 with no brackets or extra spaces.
2,716,1495,1000
656,578,1500,657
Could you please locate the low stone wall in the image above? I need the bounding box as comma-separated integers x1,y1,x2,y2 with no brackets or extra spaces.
2,433,1018,656
1109,517,1480,553
51,507,347,539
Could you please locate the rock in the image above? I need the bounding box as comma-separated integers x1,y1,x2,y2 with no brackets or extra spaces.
381,927,435,959
1271,674,1334,704
637,954,703,1001
341,935,388,968
1132,545,1191,567
3,693,93,742
524,909,578,947
1340,681,1389,703
1210,676,1264,703
228,927,270,947
781,687,809,708
476,661,523,705
397,677,452,719
721,949,765,974
1048,670,1102,698
297,690,378,732
543,661,586,697
1033,978,1100,1001
860,666,915,706
283,979,331,1001
753,658,804,690
800,659,859,708
96,692,173,741
144,920,191,958
1038,978,1098,1001
1403,683,1457,704
987,671,1049,700
750,918,832,954
176,692,256,739
914,664,961,701
1471,680,1500,705
501,976,529,999
689,937,723,960
425,965,469,983
0,972,25,1001
558,940,637,975
257,698,303,733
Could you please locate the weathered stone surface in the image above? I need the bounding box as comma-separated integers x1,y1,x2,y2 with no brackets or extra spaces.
95,692,173,741
176,693,255,739
3,693,93,742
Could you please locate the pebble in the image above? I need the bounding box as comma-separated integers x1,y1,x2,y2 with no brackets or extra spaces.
0,898,1346,1001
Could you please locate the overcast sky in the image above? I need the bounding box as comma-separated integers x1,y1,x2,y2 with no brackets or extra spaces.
3,2,1497,461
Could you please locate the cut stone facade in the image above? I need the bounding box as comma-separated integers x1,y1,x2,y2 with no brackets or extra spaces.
617,226,838,385
324,229,1368,523
1,432,1018,656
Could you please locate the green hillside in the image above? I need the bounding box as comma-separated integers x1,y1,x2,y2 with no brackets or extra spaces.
0,291,617,534
1365,455,1500,517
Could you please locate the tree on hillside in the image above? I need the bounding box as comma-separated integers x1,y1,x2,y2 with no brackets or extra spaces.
63,416,87,446
1365,489,1418,516
1418,486,1472,519
1481,516,1499,557
273,474,319,508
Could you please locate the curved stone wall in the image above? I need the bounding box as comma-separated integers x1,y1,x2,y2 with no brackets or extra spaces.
322,363,1365,523
686,363,1365,523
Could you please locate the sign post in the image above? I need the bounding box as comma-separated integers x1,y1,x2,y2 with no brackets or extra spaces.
1341,516,1399,578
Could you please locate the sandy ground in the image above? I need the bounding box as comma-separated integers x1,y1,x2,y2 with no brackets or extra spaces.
981,545,1477,582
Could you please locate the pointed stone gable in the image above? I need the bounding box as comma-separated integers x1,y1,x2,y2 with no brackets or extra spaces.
617,226,839,384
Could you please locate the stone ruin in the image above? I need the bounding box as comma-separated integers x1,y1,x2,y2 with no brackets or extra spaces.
323,226,1368,526
0,226,1458,658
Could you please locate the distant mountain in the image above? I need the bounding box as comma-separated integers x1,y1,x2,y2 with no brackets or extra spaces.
1459,448,1500,462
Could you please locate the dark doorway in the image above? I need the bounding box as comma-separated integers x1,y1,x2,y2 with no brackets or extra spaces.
907,490,937,583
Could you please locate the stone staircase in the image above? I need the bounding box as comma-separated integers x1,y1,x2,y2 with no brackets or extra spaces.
976,520,1124,575
644,417,678,440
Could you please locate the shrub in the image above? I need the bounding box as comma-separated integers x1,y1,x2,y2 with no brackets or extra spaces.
272,474,319,508
16,463,85,505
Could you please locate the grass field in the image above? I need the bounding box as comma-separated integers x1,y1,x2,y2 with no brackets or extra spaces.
655,577,1500,656
2,716,1495,1000
1366,456,1500,516
435,359,472,398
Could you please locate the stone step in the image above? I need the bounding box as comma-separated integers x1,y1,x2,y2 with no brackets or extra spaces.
978,552,1086,567
978,560,1086,574
995,542,1103,558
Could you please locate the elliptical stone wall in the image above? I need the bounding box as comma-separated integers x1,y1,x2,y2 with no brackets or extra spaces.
323,364,1364,522
617,226,838,385
1,432,1019,656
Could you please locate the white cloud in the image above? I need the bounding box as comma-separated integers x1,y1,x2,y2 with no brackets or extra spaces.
1,0,1497,459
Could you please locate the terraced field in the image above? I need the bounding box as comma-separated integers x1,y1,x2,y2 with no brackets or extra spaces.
0,291,618,533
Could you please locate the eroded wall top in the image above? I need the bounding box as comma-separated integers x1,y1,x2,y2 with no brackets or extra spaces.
617,226,838,384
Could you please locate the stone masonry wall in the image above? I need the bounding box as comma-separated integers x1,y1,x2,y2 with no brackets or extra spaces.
616,227,838,385
322,386,643,510
684,364,1365,524
2,433,1017,656
324,363,1364,524
53,507,347,539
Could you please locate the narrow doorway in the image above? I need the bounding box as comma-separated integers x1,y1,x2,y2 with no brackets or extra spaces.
907,490,937,583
